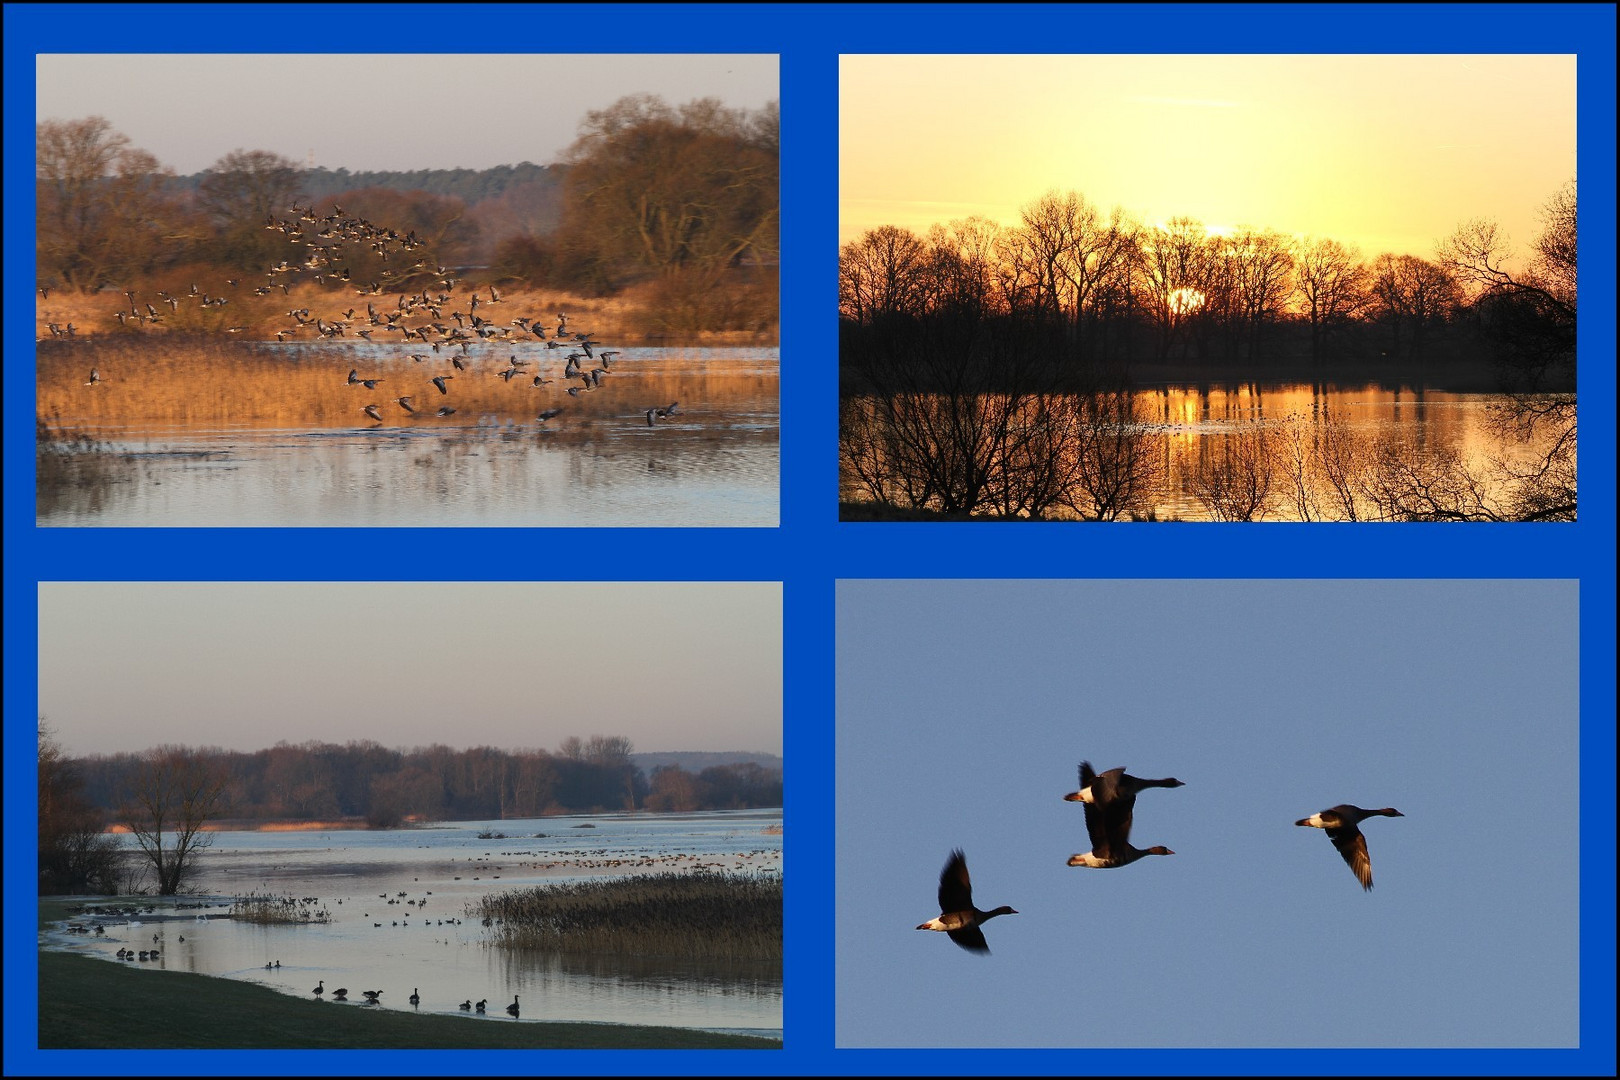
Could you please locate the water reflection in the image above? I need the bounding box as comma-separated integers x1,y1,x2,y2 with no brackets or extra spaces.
44,810,782,1035
37,344,779,527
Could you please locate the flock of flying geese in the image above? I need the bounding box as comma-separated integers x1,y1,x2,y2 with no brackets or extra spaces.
76,202,686,432
309,980,522,1017
917,761,1404,954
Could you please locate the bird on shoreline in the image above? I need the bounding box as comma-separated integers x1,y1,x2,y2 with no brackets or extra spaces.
506,995,520,1017
312,980,324,996
1296,804,1404,891
916,849,1017,954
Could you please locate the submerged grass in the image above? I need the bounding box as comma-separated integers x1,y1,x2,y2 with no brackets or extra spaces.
37,336,776,431
230,893,332,925
476,871,782,963
36,950,777,1049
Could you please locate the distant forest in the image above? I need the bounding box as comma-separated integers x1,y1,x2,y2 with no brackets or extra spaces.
37,94,779,327
66,736,783,827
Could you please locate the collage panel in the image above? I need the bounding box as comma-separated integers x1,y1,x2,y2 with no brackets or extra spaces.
837,579,1579,1048
36,581,782,1049
35,52,779,527
838,55,1577,522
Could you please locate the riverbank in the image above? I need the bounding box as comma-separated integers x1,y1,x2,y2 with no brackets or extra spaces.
36,950,779,1050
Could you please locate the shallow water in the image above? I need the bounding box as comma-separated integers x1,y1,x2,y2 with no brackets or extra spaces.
42,809,782,1036
38,344,779,527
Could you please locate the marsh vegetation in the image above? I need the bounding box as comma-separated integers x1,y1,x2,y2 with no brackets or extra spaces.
476,872,783,963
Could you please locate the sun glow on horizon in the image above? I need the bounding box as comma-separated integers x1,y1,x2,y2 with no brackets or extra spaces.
842,55,1575,260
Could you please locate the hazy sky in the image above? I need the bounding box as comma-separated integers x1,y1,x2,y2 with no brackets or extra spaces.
841,54,1576,261
35,54,779,174
38,582,781,758
837,579,1578,1048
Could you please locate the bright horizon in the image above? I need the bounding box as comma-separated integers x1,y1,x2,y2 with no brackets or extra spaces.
841,54,1576,262
38,582,782,760
36,54,779,175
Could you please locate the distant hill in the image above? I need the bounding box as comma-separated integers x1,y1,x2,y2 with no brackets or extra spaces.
632,751,782,774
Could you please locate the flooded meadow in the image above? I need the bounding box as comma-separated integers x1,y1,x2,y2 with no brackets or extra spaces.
37,338,779,527
40,809,783,1037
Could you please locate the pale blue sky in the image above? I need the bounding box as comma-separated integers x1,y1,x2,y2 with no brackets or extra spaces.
837,579,1579,1048
38,581,781,758
36,54,779,174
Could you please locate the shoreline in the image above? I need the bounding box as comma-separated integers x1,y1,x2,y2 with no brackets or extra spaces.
36,949,780,1050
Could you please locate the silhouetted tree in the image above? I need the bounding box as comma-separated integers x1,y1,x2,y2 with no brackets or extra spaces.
120,745,228,895
39,720,123,895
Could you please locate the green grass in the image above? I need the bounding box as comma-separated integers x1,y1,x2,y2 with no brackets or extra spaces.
37,951,778,1050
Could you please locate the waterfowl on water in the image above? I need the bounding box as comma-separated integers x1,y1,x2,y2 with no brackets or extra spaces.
1296,804,1404,891
331,988,348,1001
459,999,472,1011
506,995,520,1017
915,849,1018,954
1065,761,1181,869
475,998,487,1013
86,368,102,385
410,988,420,1006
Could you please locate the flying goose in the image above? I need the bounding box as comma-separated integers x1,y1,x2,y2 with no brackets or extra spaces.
537,408,563,423
1065,761,1180,868
1296,804,1403,891
363,404,383,423
916,849,1017,954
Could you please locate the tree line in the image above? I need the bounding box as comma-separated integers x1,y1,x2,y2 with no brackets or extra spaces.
841,184,1575,374
840,183,1575,522
37,94,779,329
40,724,782,896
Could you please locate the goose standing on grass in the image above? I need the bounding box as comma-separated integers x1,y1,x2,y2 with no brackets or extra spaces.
915,849,1017,954
1065,761,1181,869
312,980,324,996
1296,804,1404,891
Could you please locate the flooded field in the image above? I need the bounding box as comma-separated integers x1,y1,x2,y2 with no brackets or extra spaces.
41,809,782,1036
37,340,779,527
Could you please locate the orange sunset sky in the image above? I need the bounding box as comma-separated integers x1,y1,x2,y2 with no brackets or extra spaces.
841,54,1576,263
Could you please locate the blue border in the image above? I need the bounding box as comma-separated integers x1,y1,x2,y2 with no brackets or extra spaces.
6,3,1615,1076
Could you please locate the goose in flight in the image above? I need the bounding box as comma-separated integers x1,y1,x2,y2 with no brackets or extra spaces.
1065,760,1180,869
363,404,384,423
431,375,453,395
916,849,1017,954
1296,804,1403,891
537,408,563,423
396,396,417,414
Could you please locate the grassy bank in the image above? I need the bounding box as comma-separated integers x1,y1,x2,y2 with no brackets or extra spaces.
477,872,782,962
37,951,778,1050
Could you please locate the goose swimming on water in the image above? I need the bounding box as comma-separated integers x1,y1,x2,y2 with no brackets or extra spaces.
916,849,1017,954
1296,804,1403,891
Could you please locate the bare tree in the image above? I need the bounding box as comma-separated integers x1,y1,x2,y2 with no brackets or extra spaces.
1225,228,1296,362
197,148,306,270
839,225,932,322
36,116,189,291
120,745,228,895
39,719,123,895
1294,238,1371,362
1369,254,1460,360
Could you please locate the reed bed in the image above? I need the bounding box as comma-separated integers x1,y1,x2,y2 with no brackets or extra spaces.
475,872,782,963
38,281,776,347
37,336,776,432
229,892,332,925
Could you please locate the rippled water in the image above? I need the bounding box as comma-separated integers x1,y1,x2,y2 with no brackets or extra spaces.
42,809,782,1036
38,344,778,527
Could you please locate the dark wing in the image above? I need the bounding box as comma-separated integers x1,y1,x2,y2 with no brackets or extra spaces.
1079,760,1097,789
1080,801,1114,862
1090,767,1137,849
938,849,974,914
946,925,990,953
1325,824,1373,890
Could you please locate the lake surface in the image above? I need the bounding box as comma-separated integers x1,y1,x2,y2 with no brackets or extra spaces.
38,343,778,527
841,379,1570,521
41,809,782,1037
